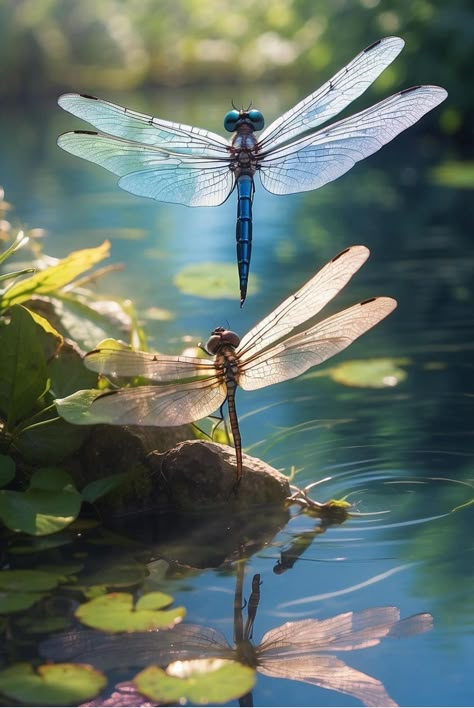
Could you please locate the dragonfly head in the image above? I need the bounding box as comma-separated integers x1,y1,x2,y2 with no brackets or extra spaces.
206,327,241,354
224,108,265,133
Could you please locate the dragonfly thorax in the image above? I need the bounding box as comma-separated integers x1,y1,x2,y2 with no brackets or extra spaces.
206,327,241,354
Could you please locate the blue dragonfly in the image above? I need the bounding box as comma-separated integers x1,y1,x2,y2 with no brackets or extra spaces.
59,246,397,485
57,36,446,305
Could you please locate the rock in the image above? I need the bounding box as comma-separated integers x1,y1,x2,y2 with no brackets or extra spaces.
147,439,290,511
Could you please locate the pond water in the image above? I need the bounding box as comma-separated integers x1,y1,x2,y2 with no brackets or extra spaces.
1,89,473,706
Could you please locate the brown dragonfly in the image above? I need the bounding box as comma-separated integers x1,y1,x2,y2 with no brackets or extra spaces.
82,245,397,481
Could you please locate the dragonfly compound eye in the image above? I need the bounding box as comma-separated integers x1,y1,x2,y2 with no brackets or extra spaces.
224,110,240,132
247,109,265,131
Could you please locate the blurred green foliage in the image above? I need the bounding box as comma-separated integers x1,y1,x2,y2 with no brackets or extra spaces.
0,0,471,125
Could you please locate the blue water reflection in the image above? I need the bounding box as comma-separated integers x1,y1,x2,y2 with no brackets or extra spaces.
2,89,473,706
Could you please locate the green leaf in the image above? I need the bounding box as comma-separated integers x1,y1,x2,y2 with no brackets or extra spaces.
46,295,131,352
0,454,15,487
431,161,474,189
75,592,186,632
0,241,110,309
0,592,46,614
48,341,99,398
0,305,49,426
0,663,107,705
135,659,256,705
82,473,129,503
55,389,109,425
14,415,89,464
0,483,82,536
325,357,409,388
29,467,75,491
174,262,259,300
26,308,63,360
0,569,59,591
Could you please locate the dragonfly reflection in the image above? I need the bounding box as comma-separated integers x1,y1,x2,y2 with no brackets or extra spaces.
57,36,447,304
82,245,397,483
41,597,433,707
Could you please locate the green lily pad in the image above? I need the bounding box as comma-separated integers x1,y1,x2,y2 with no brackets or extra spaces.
71,560,146,591
0,591,46,614
75,591,186,632
431,160,474,189
0,454,15,487
0,662,107,705
174,262,258,300
0,569,59,592
134,659,256,705
326,357,409,388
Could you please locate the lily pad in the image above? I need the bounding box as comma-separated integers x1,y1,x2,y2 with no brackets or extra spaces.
0,591,47,614
431,161,474,189
0,569,59,592
0,662,107,705
75,592,185,632
174,262,258,300
134,659,256,705
326,357,409,388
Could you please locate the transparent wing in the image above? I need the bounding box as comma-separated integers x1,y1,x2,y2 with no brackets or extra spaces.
259,85,447,195
237,245,370,359
89,378,227,426
258,608,402,657
84,348,216,382
258,36,405,151
239,297,397,391
41,624,233,670
58,93,230,156
57,132,234,206
258,655,396,708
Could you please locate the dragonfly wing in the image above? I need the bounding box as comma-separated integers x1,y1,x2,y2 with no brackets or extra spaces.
89,378,227,426
258,36,405,150
237,245,370,358
258,655,396,707
239,297,397,390
58,93,230,156
259,85,447,195
259,608,402,656
57,132,234,206
84,348,215,382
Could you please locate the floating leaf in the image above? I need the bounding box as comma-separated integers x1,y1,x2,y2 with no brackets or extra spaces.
0,569,59,591
174,262,258,300
0,569,59,615
134,659,256,705
82,473,129,504
0,454,15,487
0,241,110,309
0,662,107,705
75,592,185,632
0,305,49,426
325,357,408,388
0,591,46,614
431,161,474,189
0,469,82,535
